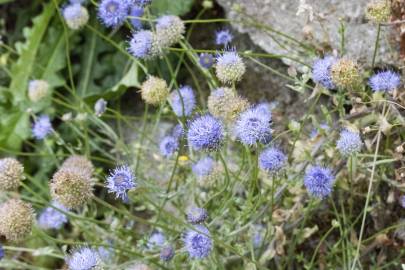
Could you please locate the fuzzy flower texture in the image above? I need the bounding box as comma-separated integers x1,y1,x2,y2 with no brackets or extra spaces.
215,29,233,46
66,247,101,270
32,115,53,140
234,107,272,146
170,86,196,117
63,3,89,30
336,129,362,156
304,166,335,199
312,56,337,89
183,225,212,259
215,50,246,84
369,71,401,92
37,201,69,230
159,136,179,158
98,0,131,28
187,114,224,151
259,147,287,172
106,165,136,201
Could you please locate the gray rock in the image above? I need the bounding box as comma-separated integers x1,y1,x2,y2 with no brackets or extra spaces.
216,0,400,68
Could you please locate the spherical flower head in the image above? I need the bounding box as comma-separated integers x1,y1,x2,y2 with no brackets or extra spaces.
215,29,233,46
172,124,184,139
304,166,335,199
254,102,272,120
140,76,169,105
192,156,215,178
0,198,34,242
130,6,144,29
32,115,53,140
183,225,212,259
61,155,95,179
37,201,68,230
129,30,158,59
159,136,179,158
147,231,166,249
94,98,107,117
187,207,208,224
259,147,286,172
215,50,246,84
98,0,130,28
207,87,249,123
331,59,361,89
369,70,401,92
234,107,272,146
156,15,185,47
312,56,337,89
170,86,196,117
63,4,89,30
106,165,136,201
336,129,362,156
67,247,101,270
199,53,214,69
366,1,391,23
187,114,224,151
160,245,174,262
28,79,49,102
50,169,94,209
0,157,24,191
400,195,405,209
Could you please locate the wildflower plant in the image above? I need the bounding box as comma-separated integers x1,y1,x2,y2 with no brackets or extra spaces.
0,0,403,269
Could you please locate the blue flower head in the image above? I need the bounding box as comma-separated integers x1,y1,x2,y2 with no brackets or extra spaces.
336,129,362,156
170,86,196,117
160,245,175,261
187,207,208,224
67,247,101,270
234,107,272,146
172,124,184,139
304,166,335,198
312,56,337,89
129,30,154,59
254,102,272,120
106,165,136,201
32,115,53,140
147,231,166,249
130,6,144,29
187,115,224,151
199,53,214,69
192,156,215,178
215,29,233,46
369,70,401,92
37,201,69,230
215,50,246,84
183,225,212,259
159,136,179,157
63,3,89,30
98,0,130,28
259,147,286,172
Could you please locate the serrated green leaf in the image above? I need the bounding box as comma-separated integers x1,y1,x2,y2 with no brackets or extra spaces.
9,2,56,105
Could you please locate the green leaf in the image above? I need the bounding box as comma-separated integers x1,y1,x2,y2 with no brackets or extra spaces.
9,2,56,105
151,0,194,16
0,110,30,151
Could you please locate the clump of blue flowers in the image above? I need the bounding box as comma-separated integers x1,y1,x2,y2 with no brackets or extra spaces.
369,70,401,92
304,166,335,198
66,247,101,270
183,225,212,259
106,165,136,201
37,201,69,230
159,136,179,157
312,56,337,89
215,29,233,46
187,115,224,151
234,107,272,146
98,0,130,28
32,115,53,140
170,86,196,117
259,147,287,172
336,129,363,156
